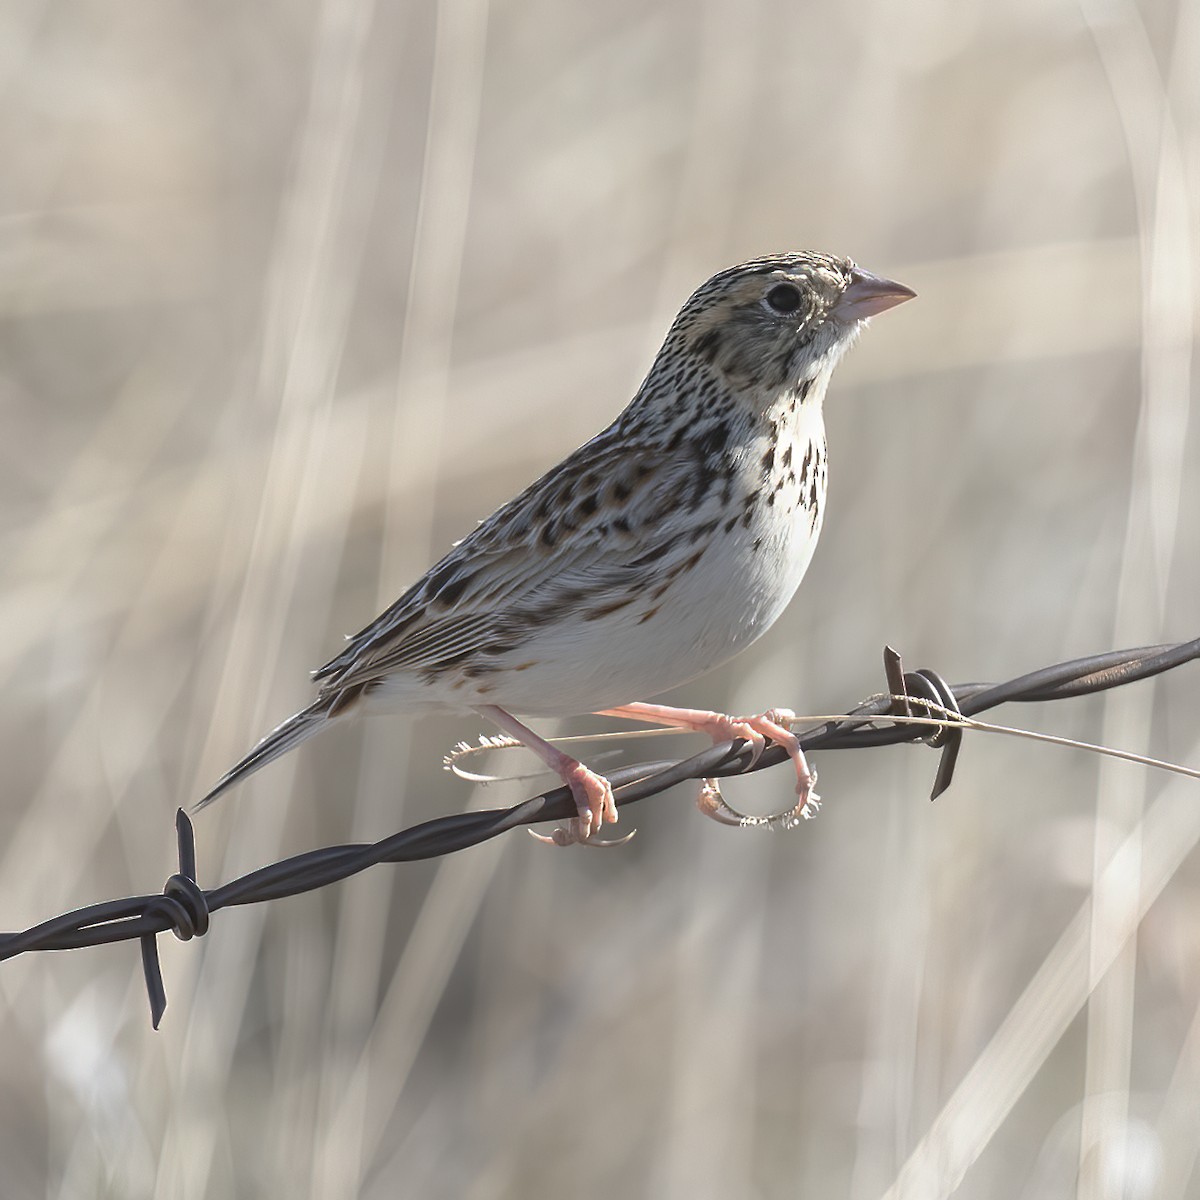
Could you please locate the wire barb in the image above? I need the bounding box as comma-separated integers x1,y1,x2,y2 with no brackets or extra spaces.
136,810,211,1028
881,646,964,799
1,638,1197,1027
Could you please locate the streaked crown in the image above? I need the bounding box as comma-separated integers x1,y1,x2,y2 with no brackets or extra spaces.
663,252,913,395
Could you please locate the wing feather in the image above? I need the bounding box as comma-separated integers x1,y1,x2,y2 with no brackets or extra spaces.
315,427,715,694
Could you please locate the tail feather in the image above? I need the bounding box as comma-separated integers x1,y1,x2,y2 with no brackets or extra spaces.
194,698,334,812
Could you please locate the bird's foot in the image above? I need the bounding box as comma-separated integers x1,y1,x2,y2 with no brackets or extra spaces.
696,774,821,831
529,817,636,848
692,707,814,805
472,706,630,848
597,701,819,823
528,758,631,848
697,778,744,825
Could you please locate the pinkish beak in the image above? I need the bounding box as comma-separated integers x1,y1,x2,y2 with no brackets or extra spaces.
832,266,916,323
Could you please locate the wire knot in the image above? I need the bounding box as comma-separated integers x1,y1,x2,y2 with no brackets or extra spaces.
146,874,210,942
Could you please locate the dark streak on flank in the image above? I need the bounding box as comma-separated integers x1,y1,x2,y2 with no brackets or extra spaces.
481,640,519,657
687,468,717,508
584,595,636,621
629,536,682,567
800,443,813,487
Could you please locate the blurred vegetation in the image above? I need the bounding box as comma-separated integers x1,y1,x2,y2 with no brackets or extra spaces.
0,0,1197,1196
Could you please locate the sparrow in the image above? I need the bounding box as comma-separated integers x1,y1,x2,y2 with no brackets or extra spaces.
198,252,914,844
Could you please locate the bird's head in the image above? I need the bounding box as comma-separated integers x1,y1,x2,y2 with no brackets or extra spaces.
670,252,914,397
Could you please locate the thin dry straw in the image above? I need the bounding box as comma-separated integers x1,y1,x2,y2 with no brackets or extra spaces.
447,708,1200,785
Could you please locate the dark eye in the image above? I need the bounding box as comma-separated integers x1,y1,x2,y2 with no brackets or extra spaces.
765,282,804,315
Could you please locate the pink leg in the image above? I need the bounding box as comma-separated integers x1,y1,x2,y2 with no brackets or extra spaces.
475,705,623,847
599,701,816,812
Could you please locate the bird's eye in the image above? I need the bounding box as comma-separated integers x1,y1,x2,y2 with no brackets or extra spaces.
765,282,804,315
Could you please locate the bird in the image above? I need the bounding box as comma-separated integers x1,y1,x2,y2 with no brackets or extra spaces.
197,252,914,844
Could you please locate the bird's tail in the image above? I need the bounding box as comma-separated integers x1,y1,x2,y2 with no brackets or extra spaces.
193,696,335,812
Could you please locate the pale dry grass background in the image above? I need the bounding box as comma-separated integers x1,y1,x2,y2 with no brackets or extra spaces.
1,0,1198,1196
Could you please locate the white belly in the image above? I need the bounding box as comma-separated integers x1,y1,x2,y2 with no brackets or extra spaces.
497,503,823,715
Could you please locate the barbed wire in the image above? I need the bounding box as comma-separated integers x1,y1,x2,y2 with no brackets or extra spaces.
2,638,1197,1028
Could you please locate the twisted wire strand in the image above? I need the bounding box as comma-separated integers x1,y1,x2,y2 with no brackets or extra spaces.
2,638,1197,1027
